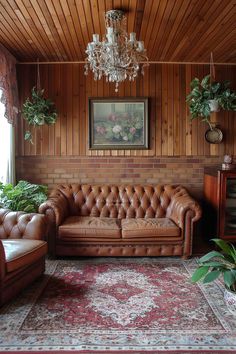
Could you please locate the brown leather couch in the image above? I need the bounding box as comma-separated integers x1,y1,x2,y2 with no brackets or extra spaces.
0,209,47,306
39,184,202,258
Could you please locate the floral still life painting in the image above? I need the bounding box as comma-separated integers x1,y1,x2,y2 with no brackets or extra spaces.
89,98,148,149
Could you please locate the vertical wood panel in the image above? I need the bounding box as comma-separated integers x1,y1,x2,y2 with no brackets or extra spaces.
16,63,236,158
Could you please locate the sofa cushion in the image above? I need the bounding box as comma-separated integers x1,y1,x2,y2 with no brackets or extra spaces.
58,216,121,239
121,218,180,239
2,239,47,273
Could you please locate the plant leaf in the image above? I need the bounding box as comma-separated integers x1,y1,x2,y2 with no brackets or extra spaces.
199,250,225,263
224,270,236,288
203,270,221,283
191,266,209,283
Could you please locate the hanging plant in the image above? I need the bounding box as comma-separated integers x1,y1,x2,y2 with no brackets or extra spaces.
186,74,236,128
22,86,57,143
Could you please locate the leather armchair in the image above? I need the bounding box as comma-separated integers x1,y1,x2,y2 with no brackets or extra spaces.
0,209,48,306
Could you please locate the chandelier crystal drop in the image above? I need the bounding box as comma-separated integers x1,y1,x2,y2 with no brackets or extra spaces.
84,10,149,92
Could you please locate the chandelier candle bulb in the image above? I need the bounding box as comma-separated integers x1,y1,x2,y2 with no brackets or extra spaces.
92,34,99,43
107,27,114,35
130,32,136,42
138,41,144,51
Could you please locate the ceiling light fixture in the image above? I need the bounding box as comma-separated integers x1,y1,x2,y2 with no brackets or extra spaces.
84,10,149,92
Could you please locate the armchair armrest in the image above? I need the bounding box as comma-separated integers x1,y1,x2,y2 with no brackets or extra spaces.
0,240,6,279
0,209,47,240
39,190,69,226
167,189,202,228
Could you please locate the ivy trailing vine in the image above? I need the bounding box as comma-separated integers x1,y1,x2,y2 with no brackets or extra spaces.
22,86,58,143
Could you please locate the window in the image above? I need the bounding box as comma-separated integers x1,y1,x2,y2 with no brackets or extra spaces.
0,90,13,184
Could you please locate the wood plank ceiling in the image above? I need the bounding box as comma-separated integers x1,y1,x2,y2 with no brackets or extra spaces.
0,0,235,63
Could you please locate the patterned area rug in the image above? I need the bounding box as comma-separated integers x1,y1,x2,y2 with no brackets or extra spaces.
0,258,236,353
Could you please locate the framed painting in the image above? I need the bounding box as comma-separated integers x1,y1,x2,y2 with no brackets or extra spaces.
89,98,149,149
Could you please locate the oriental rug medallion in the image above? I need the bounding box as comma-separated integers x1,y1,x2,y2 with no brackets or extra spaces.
0,258,236,352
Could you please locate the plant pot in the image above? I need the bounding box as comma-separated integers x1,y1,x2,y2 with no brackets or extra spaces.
205,126,223,144
209,99,220,112
224,287,236,315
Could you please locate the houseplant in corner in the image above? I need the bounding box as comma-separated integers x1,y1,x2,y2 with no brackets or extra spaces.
186,74,236,130
22,86,58,143
0,180,48,212
191,238,236,315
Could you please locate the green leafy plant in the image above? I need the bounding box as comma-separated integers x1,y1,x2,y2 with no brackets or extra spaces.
191,238,236,293
0,180,48,213
186,75,236,128
22,87,58,143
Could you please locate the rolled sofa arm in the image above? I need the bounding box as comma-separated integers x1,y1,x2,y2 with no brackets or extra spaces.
38,190,69,226
0,208,47,240
167,189,202,228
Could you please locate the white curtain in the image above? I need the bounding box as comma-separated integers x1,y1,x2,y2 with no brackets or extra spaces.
0,90,15,184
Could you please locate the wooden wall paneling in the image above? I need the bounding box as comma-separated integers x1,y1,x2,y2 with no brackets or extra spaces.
16,63,236,158
179,64,186,156
79,63,86,156
185,64,192,155
66,64,73,155
167,64,174,156
148,64,155,157
161,64,168,155
173,65,180,156
72,64,80,156
155,64,162,156
41,65,50,156
60,64,68,155
48,65,56,156
54,65,61,156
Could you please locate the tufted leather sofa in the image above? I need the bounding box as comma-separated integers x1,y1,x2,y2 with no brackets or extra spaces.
39,184,202,258
0,209,47,306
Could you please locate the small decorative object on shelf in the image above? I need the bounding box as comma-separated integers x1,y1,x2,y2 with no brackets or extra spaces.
222,154,236,170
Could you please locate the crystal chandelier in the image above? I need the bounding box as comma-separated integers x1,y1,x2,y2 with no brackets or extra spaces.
84,10,149,92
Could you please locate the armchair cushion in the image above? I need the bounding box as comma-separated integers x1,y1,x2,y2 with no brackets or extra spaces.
2,239,47,273
121,218,180,239
59,216,121,240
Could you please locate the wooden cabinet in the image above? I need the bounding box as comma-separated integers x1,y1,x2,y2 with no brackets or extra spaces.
204,168,236,240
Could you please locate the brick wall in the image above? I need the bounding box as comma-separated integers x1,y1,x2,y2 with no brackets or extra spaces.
16,155,222,201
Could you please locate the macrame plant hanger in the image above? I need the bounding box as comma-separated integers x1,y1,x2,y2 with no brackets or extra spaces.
210,52,216,83
36,58,41,92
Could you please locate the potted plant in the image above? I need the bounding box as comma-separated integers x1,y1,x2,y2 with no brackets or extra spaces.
0,180,48,212
22,87,58,143
186,74,236,129
191,238,236,315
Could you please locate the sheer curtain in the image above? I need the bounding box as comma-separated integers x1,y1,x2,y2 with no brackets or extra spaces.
0,44,18,184
0,90,15,184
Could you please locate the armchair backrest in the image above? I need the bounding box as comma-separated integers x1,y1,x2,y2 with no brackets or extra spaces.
0,209,47,240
